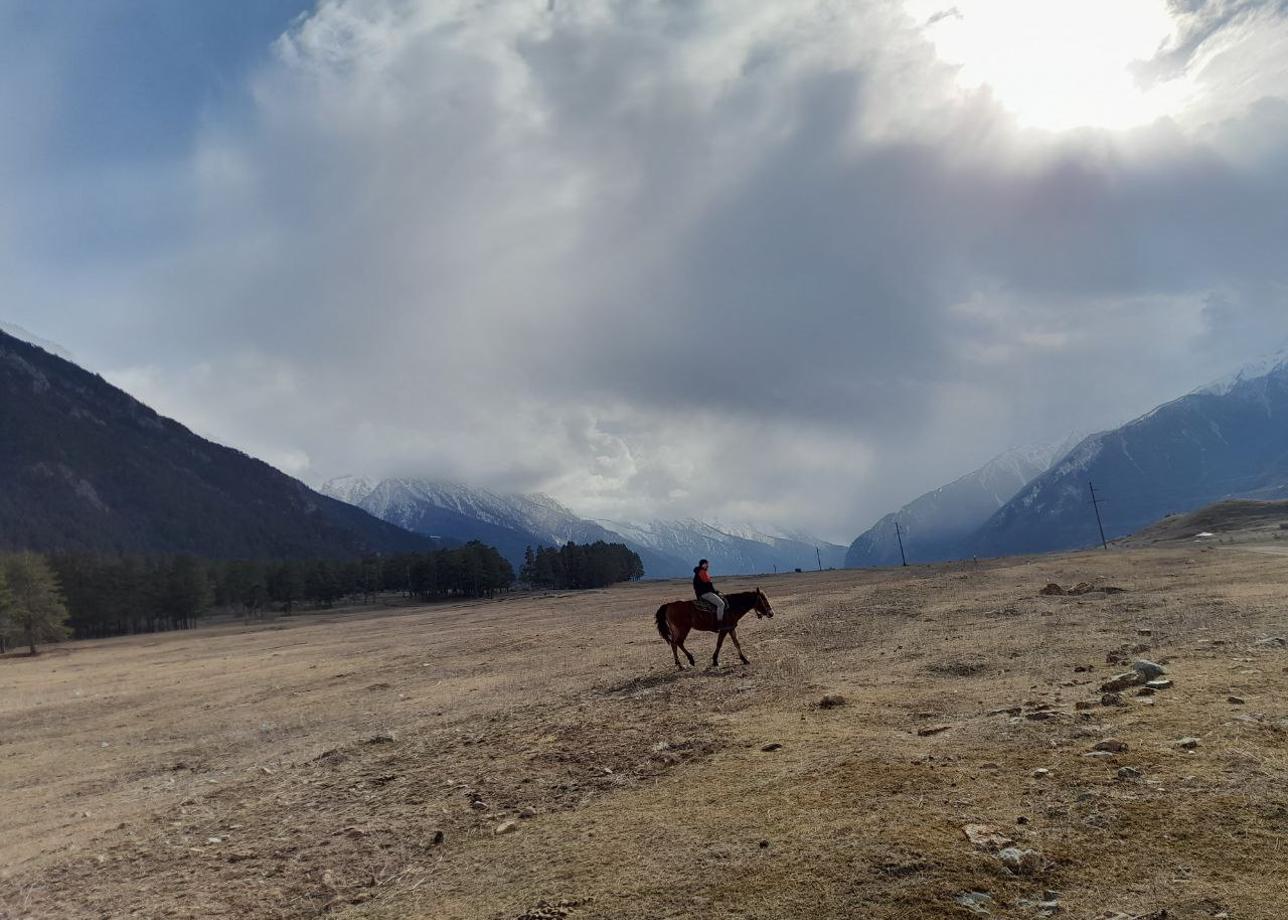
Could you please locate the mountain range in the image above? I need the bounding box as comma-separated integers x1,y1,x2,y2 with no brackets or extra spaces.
845,434,1083,567
969,352,1288,557
0,329,433,559
319,476,846,578
848,350,1288,564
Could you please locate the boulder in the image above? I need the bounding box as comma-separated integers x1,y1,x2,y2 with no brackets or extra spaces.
1145,679,1172,691
1131,659,1167,680
963,823,1013,850
1039,584,1065,596
998,847,1044,875
1092,739,1128,753
1175,737,1200,750
1100,672,1142,693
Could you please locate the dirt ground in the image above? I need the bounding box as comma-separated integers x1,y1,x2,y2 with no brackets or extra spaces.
3,545,1287,920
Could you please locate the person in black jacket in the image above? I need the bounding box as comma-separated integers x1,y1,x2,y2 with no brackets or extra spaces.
692,558,727,628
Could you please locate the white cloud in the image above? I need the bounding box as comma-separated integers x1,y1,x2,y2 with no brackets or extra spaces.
7,0,1288,542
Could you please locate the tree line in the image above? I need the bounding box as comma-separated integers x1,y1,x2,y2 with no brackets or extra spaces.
2,539,646,654
1,543,515,649
520,541,644,589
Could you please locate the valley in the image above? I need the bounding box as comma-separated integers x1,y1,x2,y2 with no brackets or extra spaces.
4,541,1287,919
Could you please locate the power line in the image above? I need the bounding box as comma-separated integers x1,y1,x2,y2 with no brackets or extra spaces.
895,521,908,567
1089,481,1108,550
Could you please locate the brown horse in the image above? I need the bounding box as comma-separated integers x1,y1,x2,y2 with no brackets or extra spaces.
654,589,775,669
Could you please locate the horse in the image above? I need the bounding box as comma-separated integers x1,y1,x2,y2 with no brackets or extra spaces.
654,589,775,670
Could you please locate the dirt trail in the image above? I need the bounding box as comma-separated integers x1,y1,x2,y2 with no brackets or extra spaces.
3,550,1287,919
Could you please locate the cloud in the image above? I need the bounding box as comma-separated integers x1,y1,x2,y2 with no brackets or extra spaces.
7,0,1288,541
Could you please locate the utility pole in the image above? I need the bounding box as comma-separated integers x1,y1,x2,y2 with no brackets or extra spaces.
1089,481,1108,550
815,546,823,572
895,521,908,567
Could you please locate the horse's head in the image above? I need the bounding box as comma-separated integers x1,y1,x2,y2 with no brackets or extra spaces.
752,588,774,619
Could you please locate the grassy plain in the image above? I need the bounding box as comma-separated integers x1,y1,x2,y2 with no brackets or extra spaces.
2,545,1287,919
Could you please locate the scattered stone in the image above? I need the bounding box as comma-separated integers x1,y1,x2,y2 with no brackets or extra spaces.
1039,583,1065,596
431,830,445,845
1116,766,1143,781
366,731,397,745
1100,672,1142,693
1136,686,1155,697
1083,751,1115,760
494,820,518,835
1032,768,1051,778
988,706,1023,717
1228,696,1246,705
917,725,952,737
1138,628,1153,637
998,847,1044,875
1253,637,1286,649
1093,739,1129,753
1067,582,1094,595
1146,679,1172,691
955,891,993,917
761,742,784,752
519,806,537,819
1101,692,1125,707
759,839,770,849
1176,737,1200,750
469,799,488,811
1075,701,1097,711
817,694,847,709
1132,659,1167,680
1025,710,1055,721
963,823,1013,850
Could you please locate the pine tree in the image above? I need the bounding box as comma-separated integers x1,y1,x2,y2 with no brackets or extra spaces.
2,553,71,655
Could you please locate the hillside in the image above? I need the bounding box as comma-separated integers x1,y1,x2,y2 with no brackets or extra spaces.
1124,499,1288,546
969,356,1288,558
846,436,1081,568
0,330,433,558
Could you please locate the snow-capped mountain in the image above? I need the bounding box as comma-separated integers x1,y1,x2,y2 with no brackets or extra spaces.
969,354,1288,557
0,322,74,362
319,476,844,578
319,477,690,577
845,433,1084,568
599,518,848,575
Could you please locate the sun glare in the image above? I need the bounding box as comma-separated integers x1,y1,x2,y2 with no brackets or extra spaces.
907,0,1194,132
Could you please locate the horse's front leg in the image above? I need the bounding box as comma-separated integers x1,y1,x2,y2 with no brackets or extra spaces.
711,630,726,668
729,628,749,665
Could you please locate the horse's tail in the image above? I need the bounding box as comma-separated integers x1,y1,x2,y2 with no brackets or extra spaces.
655,604,671,643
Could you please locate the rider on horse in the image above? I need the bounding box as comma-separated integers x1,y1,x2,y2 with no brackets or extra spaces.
692,559,727,629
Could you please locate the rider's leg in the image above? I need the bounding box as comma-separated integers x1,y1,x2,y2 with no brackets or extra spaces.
703,592,727,628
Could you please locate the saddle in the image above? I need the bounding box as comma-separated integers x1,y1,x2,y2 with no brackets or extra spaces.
694,595,723,614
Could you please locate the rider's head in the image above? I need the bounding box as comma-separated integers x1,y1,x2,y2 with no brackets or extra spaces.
698,559,709,569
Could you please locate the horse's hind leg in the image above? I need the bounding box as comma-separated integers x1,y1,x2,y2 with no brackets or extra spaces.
729,628,750,665
671,640,684,670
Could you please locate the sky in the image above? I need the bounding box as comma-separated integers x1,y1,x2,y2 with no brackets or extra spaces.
3,0,1288,543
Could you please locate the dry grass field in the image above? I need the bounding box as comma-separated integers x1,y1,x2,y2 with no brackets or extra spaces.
3,545,1288,920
